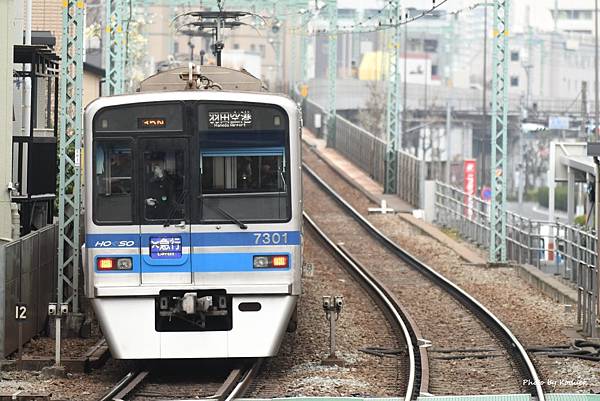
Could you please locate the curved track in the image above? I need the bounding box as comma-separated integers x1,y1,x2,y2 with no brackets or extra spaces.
303,163,545,400
98,359,261,401
304,213,427,401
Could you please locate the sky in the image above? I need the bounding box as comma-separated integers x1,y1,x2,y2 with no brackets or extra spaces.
336,0,559,32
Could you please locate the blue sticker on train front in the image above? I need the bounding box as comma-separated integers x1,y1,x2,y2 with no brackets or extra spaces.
149,236,182,259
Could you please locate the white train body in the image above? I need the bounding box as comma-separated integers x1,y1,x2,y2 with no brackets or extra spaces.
83,68,302,359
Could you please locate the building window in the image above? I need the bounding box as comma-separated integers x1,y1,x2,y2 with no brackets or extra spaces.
511,51,519,61
431,64,439,77
250,44,256,53
259,44,266,57
233,43,240,50
423,39,438,53
409,38,420,52
510,76,519,87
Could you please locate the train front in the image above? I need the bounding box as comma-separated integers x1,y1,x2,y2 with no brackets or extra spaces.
83,92,302,359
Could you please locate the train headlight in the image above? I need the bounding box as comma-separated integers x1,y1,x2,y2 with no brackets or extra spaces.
116,258,133,270
253,255,289,269
253,256,270,268
97,257,133,271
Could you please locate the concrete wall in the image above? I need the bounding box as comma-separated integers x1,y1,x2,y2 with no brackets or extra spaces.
0,224,57,357
0,0,15,240
31,0,62,45
83,72,101,106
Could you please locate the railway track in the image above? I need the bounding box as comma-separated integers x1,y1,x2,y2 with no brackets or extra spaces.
98,359,261,401
303,163,545,399
304,213,428,400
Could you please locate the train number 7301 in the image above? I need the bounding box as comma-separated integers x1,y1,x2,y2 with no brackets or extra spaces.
253,232,288,245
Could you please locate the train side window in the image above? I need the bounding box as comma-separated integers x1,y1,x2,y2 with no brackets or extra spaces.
94,139,134,223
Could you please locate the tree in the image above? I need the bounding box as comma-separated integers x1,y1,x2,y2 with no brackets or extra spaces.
358,81,386,138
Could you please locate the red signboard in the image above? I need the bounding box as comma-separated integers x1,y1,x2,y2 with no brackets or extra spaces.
463,160,477,218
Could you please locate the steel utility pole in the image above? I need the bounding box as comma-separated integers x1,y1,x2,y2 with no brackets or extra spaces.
481,2,488,191
104,0,126,95
300,7,310,84
593,0,599,339
289,14,297,94
384,1,402,194
326,0,337,147
596,0,599,131
57,0,85,365
445,12,455,185
402,10,408,138
489,0,510,263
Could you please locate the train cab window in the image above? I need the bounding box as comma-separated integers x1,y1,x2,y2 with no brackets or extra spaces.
141,138,188,223
94,140,134,223
199,149,289,222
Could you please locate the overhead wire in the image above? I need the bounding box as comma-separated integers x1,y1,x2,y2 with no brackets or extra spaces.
289,0,455,37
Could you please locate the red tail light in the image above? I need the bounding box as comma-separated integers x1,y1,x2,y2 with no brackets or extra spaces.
97,258,115,270
253,255,289,269
96,257,133,271
272,255,288,268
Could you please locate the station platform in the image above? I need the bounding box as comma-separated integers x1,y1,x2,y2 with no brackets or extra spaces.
302,129,413,213
302,129,484,265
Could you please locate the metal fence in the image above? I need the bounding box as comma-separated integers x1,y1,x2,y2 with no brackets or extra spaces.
301,97,422,208
0,224,57,357
434,181,599,336
334,113,386,184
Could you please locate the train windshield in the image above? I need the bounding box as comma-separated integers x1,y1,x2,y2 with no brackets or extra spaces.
200,148,289,222
91,102,292,225
93,139,134,223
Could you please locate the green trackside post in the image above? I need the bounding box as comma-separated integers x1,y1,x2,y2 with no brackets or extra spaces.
489,0,510,263
326,0,337,147
384,1,402,194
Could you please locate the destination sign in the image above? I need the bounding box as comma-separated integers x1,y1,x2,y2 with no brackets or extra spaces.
138,118,167,129
208,110,253,129
150,236,182,259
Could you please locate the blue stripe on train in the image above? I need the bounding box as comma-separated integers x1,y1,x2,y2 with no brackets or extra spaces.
86,231,301,249
95,252,291,273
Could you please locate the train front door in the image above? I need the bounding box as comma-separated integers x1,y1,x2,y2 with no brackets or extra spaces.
139,137,192,284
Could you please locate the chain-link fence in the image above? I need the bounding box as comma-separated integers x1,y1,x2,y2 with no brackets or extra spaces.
434,181,599,336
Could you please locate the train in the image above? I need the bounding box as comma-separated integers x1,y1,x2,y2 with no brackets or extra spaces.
82,65,302,359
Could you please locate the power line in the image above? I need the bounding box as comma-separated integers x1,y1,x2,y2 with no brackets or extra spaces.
288,0,454,37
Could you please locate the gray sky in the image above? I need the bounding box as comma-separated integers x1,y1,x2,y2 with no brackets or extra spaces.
337,0,558,32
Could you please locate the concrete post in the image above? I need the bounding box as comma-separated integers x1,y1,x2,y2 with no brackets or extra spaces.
446,100,452,185
548,142,556,223
0,0,15,239
567,167,575,224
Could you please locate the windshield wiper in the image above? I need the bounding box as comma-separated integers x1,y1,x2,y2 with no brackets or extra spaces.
163,190,187,227
214,206,247,230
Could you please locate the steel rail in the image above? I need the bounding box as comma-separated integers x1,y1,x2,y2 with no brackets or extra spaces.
304,213,425,401
224,358,263,401
97,359,260,401
303,163,546,401
97,370,147,401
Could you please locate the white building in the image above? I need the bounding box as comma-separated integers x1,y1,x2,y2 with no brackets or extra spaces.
551,0,596,35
